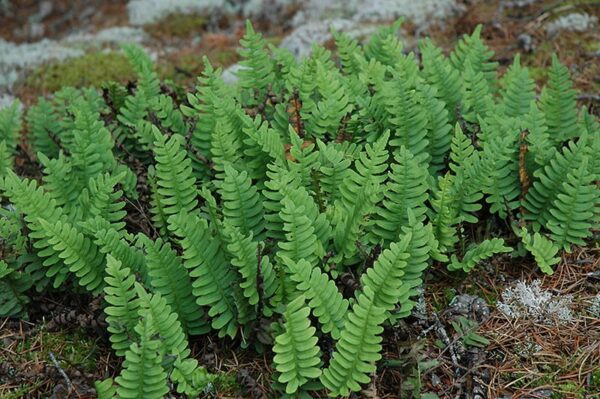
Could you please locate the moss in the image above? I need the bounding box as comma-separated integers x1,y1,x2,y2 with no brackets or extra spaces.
144,12,208,38
25,51,136,94
212,372,243,396
14,328,99,373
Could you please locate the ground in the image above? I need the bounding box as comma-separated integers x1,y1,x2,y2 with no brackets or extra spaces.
0,0,598,398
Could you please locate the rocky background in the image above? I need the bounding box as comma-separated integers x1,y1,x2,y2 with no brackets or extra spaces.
0,1,599,398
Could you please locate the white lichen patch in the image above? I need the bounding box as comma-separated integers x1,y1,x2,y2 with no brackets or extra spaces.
64,27,148,45
0,94,19,111
0,39,84,88
280,19,379,59
127,0,226,25
588,293,600,318
290,0,462,28
497,280,573,324
546,12,598,36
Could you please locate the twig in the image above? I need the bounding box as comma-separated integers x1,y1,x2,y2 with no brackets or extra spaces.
49,351,73,392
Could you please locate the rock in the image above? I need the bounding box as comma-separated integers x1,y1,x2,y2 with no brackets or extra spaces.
221,63,248,85
290,0,463,28
280,19,379,59
446,294,490,323
127,0,228,25
545,12,598,36
517,33,534,53
0,38,83,89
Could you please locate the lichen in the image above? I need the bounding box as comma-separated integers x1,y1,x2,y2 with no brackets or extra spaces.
546,12,598,36
497,280,573,324
127,0,226,26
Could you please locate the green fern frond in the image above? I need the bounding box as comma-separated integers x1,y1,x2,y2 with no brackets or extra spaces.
37,218,105,293
0,100,22,151
222,224,261,307
320,285,386,396
420,38,462,120
520,228,560,275
152,132,199,229
221,163,266,241
169,212,240,338
282,257,349,339
499,54,535,118
360,233,411,312
26,98,61,157
546,157,599,252
0,260,32,317
104,255,141,356
273,295,322,394
450,24,498,91
448,238,511,273
115,309,169,399
539,54,580,143
372,146,429,245
238,20,275,104
141,235,209,335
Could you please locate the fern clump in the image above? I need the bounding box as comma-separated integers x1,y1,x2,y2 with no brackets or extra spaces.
1,20,598,398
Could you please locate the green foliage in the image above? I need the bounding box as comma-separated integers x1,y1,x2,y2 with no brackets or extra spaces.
2,21,597,398
273,295,322,394
320,286,386,396
520,228,560,275
448,238,512,273
539,54,579,143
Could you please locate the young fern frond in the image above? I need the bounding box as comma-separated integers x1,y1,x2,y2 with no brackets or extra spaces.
282,257,349,340
273,295,322,395
104,255,141,357
372,146,429,245
0,100,22,151
539,54,579,143
320,286,386,396
448,238,512,273
499,55,536,118
519,228,560,275
152,132,199,229
169,212,240,338
546,157,599,252
37,218,105,293
221,163,266,241
140,235,209,335
115,310,169,399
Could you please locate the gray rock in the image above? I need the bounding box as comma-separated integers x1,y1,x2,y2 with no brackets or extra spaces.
546,12,598,36
446,294,490,323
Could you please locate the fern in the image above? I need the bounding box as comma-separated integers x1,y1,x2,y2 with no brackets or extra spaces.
115,309,169,399
221,163,266,241
520,228,560,275
499,55,536,118
273,295,322,394
320,286,386,396
152,132,199,229
140,235,209,335
539,54,579,143
0,100,22,151
169,212,240,338
237,20,275,104
448,238,512,273
282,257,349,339
104,255,141,357
372,146,429,245
545,157,599,252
